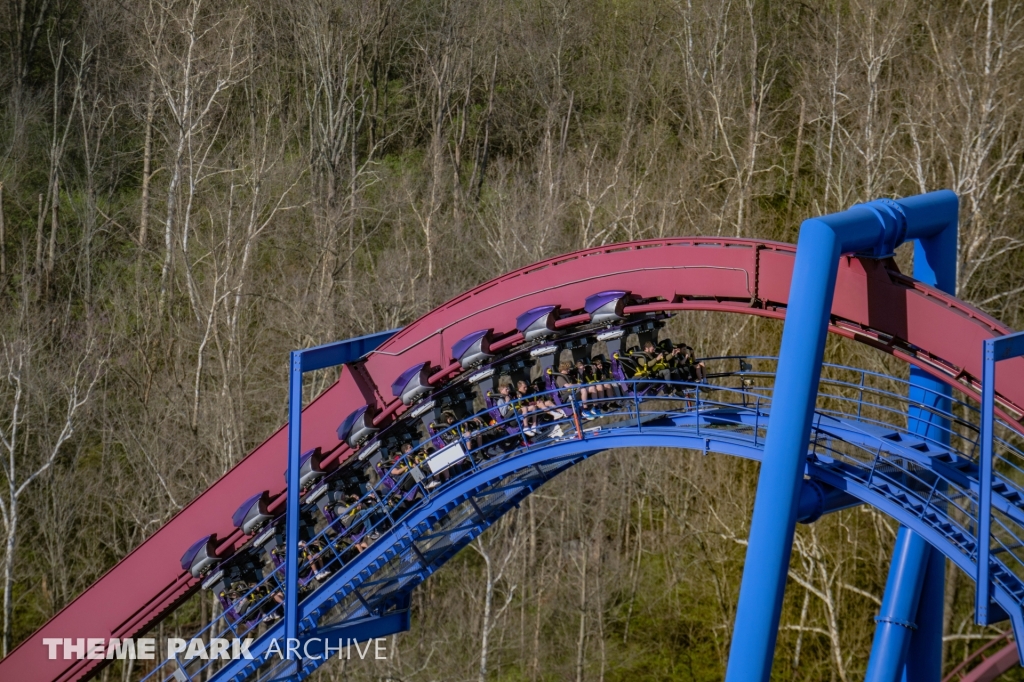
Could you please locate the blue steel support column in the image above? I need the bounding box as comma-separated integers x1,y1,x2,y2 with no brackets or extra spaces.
976,331,1024,625
978,339,996,626
866,202,957,682
284,351,302,662
898,225,957,680
724,191,958,682
280,329,399,679
865,528,931,679
906,548,947,681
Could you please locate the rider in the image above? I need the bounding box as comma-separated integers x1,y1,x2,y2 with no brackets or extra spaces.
573,358,606,419
514,379,539,436
591,354,620,402
681,345,706,382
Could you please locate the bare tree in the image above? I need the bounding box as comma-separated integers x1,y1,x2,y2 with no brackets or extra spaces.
0,327,104,655
143,0,248,315
471,518,521,682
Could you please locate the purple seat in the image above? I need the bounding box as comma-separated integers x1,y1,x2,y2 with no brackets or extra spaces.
427,422,447,449
268,548,318,587
483,393,520,436
542,369,570,407
217,594,260,630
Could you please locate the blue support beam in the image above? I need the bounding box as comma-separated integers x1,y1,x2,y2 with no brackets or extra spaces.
990,331,1024,362
724,191,958,682
284,352,303,648
283,329,400,661
866,208,958,682
298,608,411,660
896,246,956,681
298,329,401,372
905,548,946,681
977,330,1024,627
270,606,411,680
978,339,996,627
865,527,931,680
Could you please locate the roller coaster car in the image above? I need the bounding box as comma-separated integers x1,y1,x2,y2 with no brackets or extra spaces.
585,290,639,325
306,475,361,522
517,305,563,341
282,447,327,492
218,586,264,629
232,491,276,536
392,362,435,406
448,320,637,417
240,512,321,579
338,405,378,448
432,386,477,421
181,534,223,579
452,329,495,369
200,546,265,594
355,312,678,479
487,356,530,389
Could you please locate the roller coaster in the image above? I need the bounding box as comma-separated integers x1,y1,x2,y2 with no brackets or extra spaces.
5,190,1024,682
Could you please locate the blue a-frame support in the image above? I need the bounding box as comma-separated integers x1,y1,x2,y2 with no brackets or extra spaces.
977,330,1024,626
725,191,959,682
281,328,399,679
865,228,958,681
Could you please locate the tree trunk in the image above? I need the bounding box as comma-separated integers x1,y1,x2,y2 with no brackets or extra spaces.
942,565,958,668
158,127,185,316
787,96,806,215
530,497,541,682
576,542,588,682
0,183,6,276
479,546,494,682
35,193,45,273
3,504,16,657
792,588,810,676
46,174,58,274
138,74,156,256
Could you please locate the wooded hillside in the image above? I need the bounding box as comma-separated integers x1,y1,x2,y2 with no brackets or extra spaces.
3,0,1024,679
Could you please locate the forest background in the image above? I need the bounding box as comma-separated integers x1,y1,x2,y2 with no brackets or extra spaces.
3,0,1024,679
